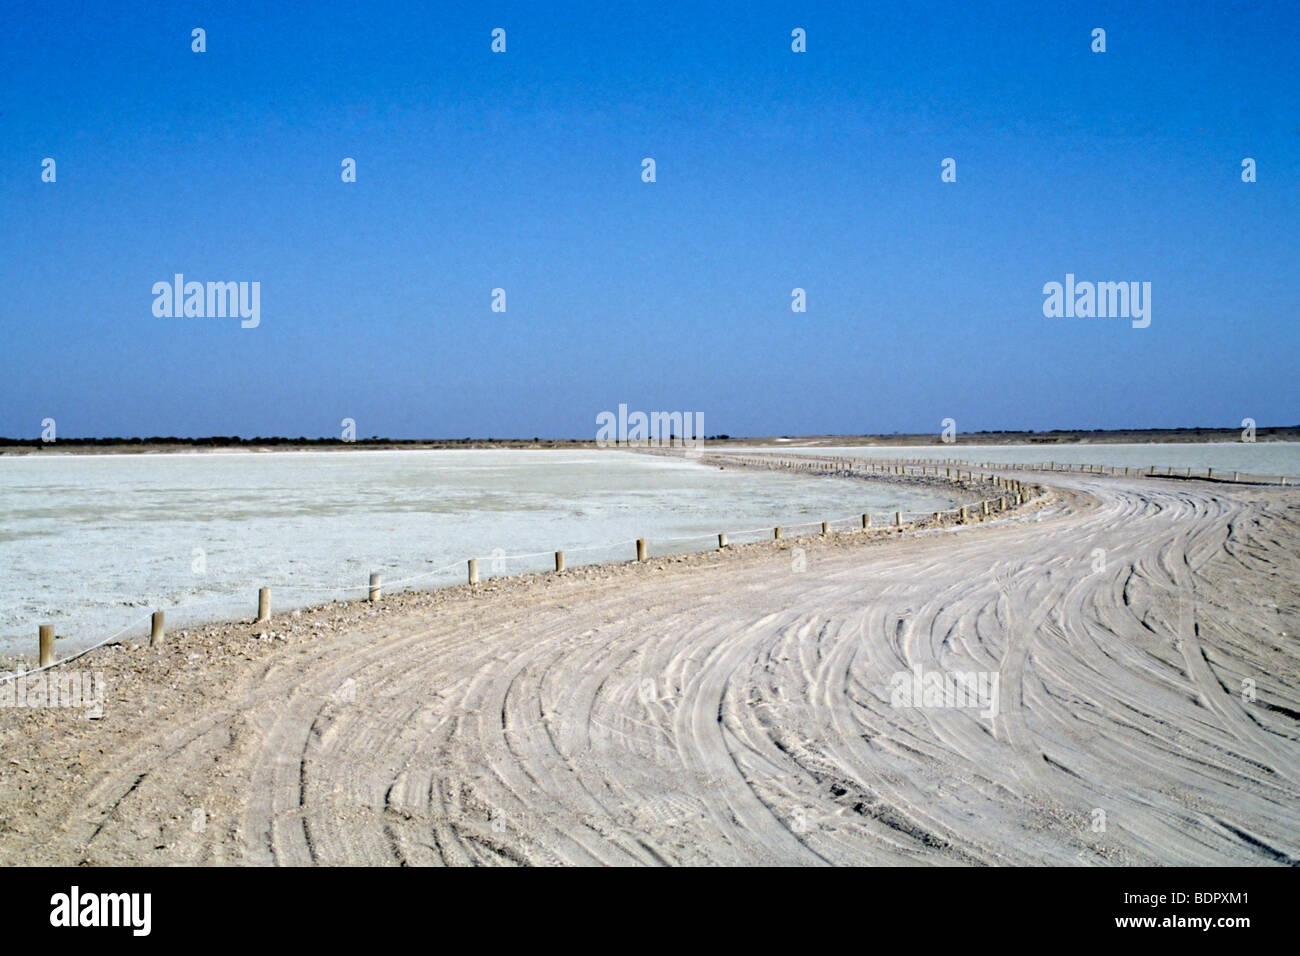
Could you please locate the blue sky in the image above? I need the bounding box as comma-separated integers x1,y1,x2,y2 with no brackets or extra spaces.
1,0,1296,439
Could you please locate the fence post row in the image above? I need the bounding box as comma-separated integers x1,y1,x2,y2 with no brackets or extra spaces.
66,454,1300,670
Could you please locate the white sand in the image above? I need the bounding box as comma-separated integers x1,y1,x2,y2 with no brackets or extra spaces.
1,466,1297,865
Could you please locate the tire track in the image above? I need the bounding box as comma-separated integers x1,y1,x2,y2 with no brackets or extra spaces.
4,471,1299,865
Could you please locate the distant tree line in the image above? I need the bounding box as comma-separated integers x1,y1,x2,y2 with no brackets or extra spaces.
0,436,576,447
0,426,1294,448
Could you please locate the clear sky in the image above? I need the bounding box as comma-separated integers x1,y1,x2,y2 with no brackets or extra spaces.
2,0,1296,439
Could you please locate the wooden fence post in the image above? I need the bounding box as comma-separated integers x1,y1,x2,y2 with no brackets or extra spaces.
39,624,54,666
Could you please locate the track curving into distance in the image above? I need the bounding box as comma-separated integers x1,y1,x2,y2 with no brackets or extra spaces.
8,469,1300,866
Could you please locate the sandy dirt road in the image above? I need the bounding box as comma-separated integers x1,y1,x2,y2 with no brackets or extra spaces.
2,470,1298,865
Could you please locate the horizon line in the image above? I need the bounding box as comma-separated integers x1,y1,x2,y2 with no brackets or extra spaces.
3,424,1298,447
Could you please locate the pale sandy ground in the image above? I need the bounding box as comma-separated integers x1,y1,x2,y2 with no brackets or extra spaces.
1,467,1297,865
